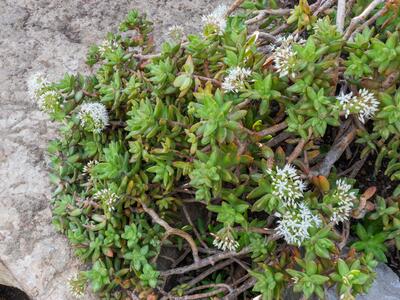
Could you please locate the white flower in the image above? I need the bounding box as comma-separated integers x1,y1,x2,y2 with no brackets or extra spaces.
338,88,379,123
276,34,306,46
28,73,48,99
168,25,185,41
275,203,321,246
82,160,98,175
38,90,62,113
28,73,61,113
222,67,252,93
268,164,306,206
330,179,356,224
211,227,239,252
337,91,353,118
201,4,228,35
94,188,118,213
68,273,86,298
78,103,109,133
272,35,304,78
98,39,118,55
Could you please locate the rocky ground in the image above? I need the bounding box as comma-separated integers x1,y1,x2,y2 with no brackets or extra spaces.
0,0,399,299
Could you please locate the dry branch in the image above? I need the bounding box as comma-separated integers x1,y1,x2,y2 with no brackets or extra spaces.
223,277,257,299
350,5,388,39
245,8,291,25
226,0,246,16
312,122,357,177
336,0,347,33
186,259,235,287
141,202,200,263
160,247,251,276
344,0,385,40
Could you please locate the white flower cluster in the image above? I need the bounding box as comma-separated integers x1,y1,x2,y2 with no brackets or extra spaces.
272,35,305,78
201,4,227,35
98,39,118,56
82,160,98,175
275,203,322,246
268,164,306,206
28,73,48,99
330,179,356,224
94,188,118,212
78,103,109,133
168,25,185,42
28,73,61,113
338,88,379,123
221,67,252,93
68,273,86,298
267,164,320,245
211,227,239,252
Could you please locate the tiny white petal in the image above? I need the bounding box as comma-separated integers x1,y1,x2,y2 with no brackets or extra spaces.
78,103,109,133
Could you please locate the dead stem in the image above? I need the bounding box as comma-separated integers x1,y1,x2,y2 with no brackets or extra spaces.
222,277,257,300
241,121,288,137
344,0,385,40
245,8,291,25
186,259,234,287
312,121,357,177
160,247,251,276
140,202,200,263
182,205,209,249
226,0,246,16
287,129,312,164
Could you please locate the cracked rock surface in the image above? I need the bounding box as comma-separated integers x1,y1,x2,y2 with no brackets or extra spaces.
0,1,221,299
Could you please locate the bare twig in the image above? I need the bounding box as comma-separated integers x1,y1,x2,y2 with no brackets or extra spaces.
350,6,388,39
270,23,290,36
133,53,161,60
337,154,368,177
236,98,252,109
350,155,369,178
160,247,251,276
245,8,291,25
129,291,140,300
345,0,357,16
82,89,99,98
166,285,229,300
287,129,311,164
182,205,209,249
336,0,347,33
226,0,245,16
312,122,357,177
266,132,292,147
223,277,257,300
141,202,200,263
186,259,235,287
234,226,275,235
193,75,221,86
287,138,307,164
344,0,385,40
338,221,350,250
242,121,288,137
232,257,251,271
313,0,335,16
257,32,277,42
187,283,233,294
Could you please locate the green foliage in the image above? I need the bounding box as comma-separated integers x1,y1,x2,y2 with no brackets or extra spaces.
287,260,329,299
352,222,388,262
250,266,284,300
38,3,400,300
